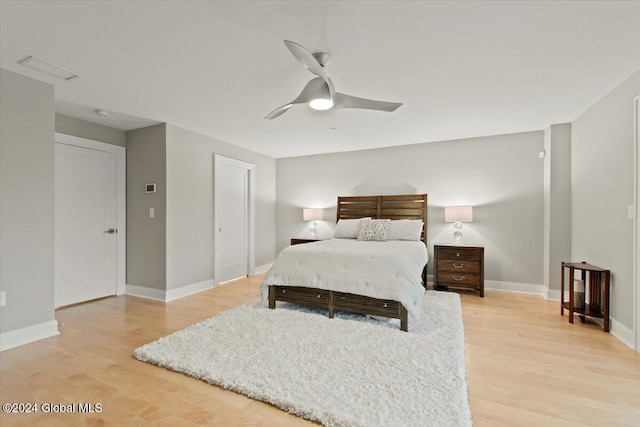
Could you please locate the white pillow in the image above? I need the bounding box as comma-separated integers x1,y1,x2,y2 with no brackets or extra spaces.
357,219,391,242
333,217,371,239
387,220,424,241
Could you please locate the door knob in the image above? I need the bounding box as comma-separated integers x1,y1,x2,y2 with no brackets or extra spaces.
104,228,117,234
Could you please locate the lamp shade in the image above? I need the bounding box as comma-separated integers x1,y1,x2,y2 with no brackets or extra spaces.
444,206,473,223
303,208,323,221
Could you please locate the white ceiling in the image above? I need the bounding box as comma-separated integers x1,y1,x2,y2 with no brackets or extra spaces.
1,1,639,158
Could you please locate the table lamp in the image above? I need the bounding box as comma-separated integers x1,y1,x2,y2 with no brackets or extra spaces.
444,206,473,243
303,208,323,239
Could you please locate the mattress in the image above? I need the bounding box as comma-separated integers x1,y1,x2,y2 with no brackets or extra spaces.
260,239,428,318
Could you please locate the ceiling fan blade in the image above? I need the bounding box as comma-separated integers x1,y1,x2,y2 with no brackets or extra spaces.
333,93,402,112
265,103,293,120
284,40,326,78
283,40,335,100
265,77,330,120
326,77,335,101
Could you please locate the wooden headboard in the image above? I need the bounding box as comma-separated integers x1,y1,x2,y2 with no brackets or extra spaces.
337,194,428,242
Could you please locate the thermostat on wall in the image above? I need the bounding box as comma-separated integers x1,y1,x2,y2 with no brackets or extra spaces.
145,183,157,193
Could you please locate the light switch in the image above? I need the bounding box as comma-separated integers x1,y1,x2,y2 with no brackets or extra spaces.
149,207,155,218
628,204,635,220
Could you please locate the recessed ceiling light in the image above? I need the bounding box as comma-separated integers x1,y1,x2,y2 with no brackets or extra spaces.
17,56,80,81
94,109,110,117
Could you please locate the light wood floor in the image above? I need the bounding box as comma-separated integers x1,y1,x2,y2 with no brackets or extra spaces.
1,275,638,426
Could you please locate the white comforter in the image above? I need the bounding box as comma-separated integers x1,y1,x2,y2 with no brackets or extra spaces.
260,239,428,318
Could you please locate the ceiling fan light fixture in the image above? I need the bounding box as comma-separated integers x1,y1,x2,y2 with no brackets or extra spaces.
266,40,402,119
309,98,334,111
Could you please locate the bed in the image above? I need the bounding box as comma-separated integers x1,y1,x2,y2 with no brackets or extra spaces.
261,194,428,331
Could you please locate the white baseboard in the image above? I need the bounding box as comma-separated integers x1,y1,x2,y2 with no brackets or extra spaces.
126,279,216,303
542,287,570,301
485,280,542,295
543,287,557,300
0,319,59,352
610,317,636,350
166,279,215,302
125,284,166,302
427,278,540,294
254,263,273,274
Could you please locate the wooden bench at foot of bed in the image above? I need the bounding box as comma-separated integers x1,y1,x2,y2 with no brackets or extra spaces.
268,285,409,332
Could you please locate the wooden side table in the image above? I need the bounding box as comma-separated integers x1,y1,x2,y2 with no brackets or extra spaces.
561,262,611,332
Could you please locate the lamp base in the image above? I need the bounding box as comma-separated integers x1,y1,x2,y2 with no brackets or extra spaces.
310,221,317,239
453,230,463,242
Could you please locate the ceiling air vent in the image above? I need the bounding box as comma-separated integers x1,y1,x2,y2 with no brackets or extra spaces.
17,56,80,81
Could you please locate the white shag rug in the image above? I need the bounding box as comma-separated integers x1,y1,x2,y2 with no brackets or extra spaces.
134,291,472,427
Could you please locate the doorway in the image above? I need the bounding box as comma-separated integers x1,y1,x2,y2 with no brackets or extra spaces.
214,154,255,284
54,133,126,307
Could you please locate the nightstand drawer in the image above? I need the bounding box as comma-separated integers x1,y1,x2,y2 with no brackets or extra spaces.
437,259,480,274
437,272,479,287
437,247,482,261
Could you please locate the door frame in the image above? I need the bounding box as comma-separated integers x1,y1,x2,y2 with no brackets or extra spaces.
54,132,126,296
214,154,255,284
634,95,639,351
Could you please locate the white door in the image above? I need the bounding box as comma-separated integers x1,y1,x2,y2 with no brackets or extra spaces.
214,155,254,283
55,143,117,307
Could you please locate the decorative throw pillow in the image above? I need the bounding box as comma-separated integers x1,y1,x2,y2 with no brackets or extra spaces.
357,219,391,241
387,220,424,241
333,217,372,239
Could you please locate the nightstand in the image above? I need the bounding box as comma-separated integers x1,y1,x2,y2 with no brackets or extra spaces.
434,244,484,297
291,238,321,245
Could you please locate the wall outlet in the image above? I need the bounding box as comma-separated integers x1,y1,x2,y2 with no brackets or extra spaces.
0,291,6,307
149,207,155,218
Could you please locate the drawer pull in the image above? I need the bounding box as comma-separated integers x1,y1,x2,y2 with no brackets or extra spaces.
282,289,287,294
317,294,322,298
453,275,464,281
383,303,389,308
341,296,346,300
456,252,460,257
452,262,464,269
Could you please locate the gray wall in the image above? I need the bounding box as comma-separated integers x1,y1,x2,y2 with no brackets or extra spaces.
126,124,167,290
125,123,276,292
0,69,56,333
543,124,571,292
55,113,126,147
166,124,276,290
571,70,640,329
276,131,544,285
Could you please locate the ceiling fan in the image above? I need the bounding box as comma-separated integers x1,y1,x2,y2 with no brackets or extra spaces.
265,40,403,120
